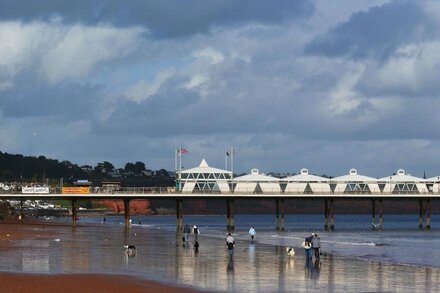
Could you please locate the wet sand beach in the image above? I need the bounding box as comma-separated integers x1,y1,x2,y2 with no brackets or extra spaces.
0,222,200,292
1,221,440,292
0,272,199,293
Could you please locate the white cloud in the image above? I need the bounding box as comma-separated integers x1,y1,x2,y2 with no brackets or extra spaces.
0,21,146,84
327,64,364,115
40,25,146,83
124,68,177,103
0,21,53,77
360,41,440,96
192,47,224,64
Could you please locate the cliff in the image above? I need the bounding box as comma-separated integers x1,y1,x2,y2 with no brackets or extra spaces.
96,199,152,214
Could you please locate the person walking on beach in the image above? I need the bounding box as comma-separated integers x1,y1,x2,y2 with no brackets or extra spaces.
311,233,321,260
248,227,256,243
226,233,235,256
183,224,191,242
193,225,200,241
303,234,313,260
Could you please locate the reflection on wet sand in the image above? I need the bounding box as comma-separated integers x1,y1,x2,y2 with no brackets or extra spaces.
1,225,440,292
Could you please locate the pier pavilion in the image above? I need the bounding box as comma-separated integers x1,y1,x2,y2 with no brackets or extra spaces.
233,169,281,194
178,159,232,193
281,168,330,194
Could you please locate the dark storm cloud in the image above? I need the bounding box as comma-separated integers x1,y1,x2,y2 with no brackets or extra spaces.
0,79,102,119
0,0,313,38
304,1,433,60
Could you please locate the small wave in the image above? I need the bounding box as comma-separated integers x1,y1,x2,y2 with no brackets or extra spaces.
270,235,382,247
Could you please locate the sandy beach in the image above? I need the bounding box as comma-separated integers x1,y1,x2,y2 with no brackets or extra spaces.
0,222,200,293
0,273,199,293
1,218,440,292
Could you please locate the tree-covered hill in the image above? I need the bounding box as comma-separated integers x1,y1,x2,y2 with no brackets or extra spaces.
0,151,86,180
0,151,172,183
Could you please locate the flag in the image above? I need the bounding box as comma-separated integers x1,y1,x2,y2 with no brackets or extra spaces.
179,148,188,154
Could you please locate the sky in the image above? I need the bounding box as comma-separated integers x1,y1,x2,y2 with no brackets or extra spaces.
1,0,440,178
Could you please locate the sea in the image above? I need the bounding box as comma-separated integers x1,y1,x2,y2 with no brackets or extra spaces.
1,214,440,292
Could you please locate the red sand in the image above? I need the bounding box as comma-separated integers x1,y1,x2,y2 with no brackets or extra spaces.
0,273,200,293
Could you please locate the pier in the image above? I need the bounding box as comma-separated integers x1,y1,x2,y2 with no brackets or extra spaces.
1,190,437,231
2,161,439,231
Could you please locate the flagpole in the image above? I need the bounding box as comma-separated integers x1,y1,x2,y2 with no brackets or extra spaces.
179,146,182,173
179,146,182,192
174,148,177,172
225,148,228,170
231,147,234,181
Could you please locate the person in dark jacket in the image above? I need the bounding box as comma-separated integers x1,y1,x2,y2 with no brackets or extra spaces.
183,224,191,242
303,234,314,260
193,225,200,241
311,233,321,260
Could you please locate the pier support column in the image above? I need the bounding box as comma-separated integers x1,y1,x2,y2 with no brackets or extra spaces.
19,200,24,224
226,199,235,232
426,199,431,230
324,199,329,231
71,199,77,228
124,199,130,229
329,199,335,231
378,199,383,229
418,199,423,230
276,199,285,231
176,199,183,231
371,199,376,228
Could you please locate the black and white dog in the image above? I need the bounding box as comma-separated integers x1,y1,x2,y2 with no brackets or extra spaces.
286,247,295,259
124,245,136,256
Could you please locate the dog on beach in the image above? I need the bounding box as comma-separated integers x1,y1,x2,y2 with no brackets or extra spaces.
286,247,295,258
124,245,136,256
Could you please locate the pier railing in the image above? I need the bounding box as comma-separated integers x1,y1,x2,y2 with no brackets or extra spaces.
0,186,439,196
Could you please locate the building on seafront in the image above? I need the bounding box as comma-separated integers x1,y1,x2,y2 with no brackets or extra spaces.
233,169,280,194
281,168,330,194
176,159,439,194
177,159,232,193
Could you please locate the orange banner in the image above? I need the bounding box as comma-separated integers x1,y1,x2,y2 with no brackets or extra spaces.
62,187,90,194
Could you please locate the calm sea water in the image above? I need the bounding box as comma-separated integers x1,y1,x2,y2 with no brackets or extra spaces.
79,213,440,268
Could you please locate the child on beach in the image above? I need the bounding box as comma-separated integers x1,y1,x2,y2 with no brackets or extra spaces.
248,227,256,243
226,233,235,256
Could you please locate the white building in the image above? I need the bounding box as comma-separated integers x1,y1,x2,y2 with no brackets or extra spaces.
281,168,330,194
331,169,380,194
233,169,281,194
379,169,427,194
177,159,232,193
427,176,440,194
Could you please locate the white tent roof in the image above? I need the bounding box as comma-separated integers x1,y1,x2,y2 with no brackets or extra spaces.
332,169,377,182
379,169,424,182
179,159,231,175
427,176,440,182
233,169,279,182
281,168,329,182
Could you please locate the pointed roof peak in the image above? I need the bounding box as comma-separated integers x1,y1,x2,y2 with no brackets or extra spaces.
199,159,209,168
